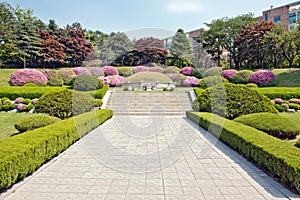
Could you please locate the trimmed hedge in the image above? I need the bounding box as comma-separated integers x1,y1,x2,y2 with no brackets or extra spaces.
70,74,103,91
234,113,300,139
88,86,109,99
254,87,300,100
0,87,67,99
198,76,229,89
15,115,61,133
187,111,300,193
0,109,113,190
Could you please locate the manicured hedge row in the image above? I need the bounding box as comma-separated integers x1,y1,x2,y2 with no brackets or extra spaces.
0,86,67,99
0,109,113,190
186,111,300,193
254,87,300,100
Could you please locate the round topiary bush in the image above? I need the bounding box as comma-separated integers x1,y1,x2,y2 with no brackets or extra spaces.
41,69,63,86
57,70,76,85
15,114,61,133
248,70,277,87
9,69,48,86
163,66,181,74
194,83,277,119
183,76,199,86
180,67,194,76
133,66,148,74
288,103,300,110
231,70,253,84
117,67,134,77
88,67,104,77
198,76,229,89
166,74,186,86
234,113,300,139
103,66,119,76
70,74,103,91
204,67,222,77
35,90,94,119
72,67,92,75
94,99,103,107
221,69,238,80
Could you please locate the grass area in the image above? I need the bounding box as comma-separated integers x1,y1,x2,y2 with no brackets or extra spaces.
272,68,300,87
126,72,173,83
0,69,15,86
0,112,43,140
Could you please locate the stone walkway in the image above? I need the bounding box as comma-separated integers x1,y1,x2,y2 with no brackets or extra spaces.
1,116,299,200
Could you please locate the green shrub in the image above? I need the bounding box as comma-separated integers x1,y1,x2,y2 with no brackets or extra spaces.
288,103,300,110
186,111,300,193
246,83,258,88
41,70,64,86
117,67,134,77
231,70,253,84
88,86,109,99
234,113,300,139
2,104,9,111
94,99,103,107
15,115,61,133
35,90,94,119
23,98,31,105
0,86,67,99
26,103,34,111
198,76,229,89
204,67,222,77
163,66,181,74
295,140,300,148
253,88,300,100
2,99,16,110
194,83,277,119
0,109,113,190
274,104,288,112
70,74,103,91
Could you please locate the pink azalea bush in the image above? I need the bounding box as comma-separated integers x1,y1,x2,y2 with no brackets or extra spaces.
106,75,125,87
221,69,238,80
180,67,194,76
133,66,148,74
15,97,24,104
248,70,277,87
274,98,283,104
103,66,119,76
57,70,76,85
98,76,110,86
17,103,27,112
89,67,104,77
9,69,48,86
183,76,199,87
31,98,38,104
149,67,164,73
290,98,300,104
166,74,186,86
72,67,92,75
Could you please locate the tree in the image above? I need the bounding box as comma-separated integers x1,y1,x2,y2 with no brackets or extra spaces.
169,28,193,66
47,19,60,36
134,37,164,49
234,22,275,69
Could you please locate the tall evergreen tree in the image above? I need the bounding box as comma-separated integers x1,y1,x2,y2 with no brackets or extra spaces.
169,28,192,61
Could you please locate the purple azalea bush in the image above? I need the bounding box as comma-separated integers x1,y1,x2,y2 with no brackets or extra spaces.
183,76,199,87
57,70,76,85
103,66,119,76
248,70,277,87
290,99,300,104
133,66,148,74
149,67,164,73
89,67,104,77
31,98,38,104
98,76,110,86
106,75,125,87
274,98,283,104
17,103,27,112
15,97,24,104
221,69,238,80
180,67,194,76
72,67,92,75
9,69,48,86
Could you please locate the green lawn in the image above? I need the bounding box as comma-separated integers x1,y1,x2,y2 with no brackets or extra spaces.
0,69,15,86
272,68,300,87
0,112,43,140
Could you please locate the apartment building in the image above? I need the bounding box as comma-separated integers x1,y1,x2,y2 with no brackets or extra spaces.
262,1,300,31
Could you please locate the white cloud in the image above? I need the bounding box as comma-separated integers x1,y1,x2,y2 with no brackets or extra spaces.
166,0,202,13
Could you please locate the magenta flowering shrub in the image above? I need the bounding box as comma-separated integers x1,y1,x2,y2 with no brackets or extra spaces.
274,98,284,104
73,67,92,75
17,103,27,112
282,103,289,109
106,75,125,87
180,67,194,76
99,76,110,86
290,99,300,104
221,69,238,80
149,67,164,73
204,67,222,77
57,70,76,85
15,97,24,104
9,69,48,86
133,66,148,74
248,70,277,87
89,67,104,77
183,76,199,87
103,66,119,76
31,98,38,104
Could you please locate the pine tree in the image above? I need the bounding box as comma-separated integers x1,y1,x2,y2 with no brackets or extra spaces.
169,28,193,62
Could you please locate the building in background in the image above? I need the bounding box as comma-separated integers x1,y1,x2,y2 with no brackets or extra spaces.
262,1,300,31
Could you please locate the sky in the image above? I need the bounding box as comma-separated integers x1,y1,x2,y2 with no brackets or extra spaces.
6,0,296,38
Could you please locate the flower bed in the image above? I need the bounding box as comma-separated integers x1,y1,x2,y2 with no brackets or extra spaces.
9,69,48,86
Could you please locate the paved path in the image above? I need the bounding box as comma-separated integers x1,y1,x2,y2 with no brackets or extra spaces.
1,116,299,200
